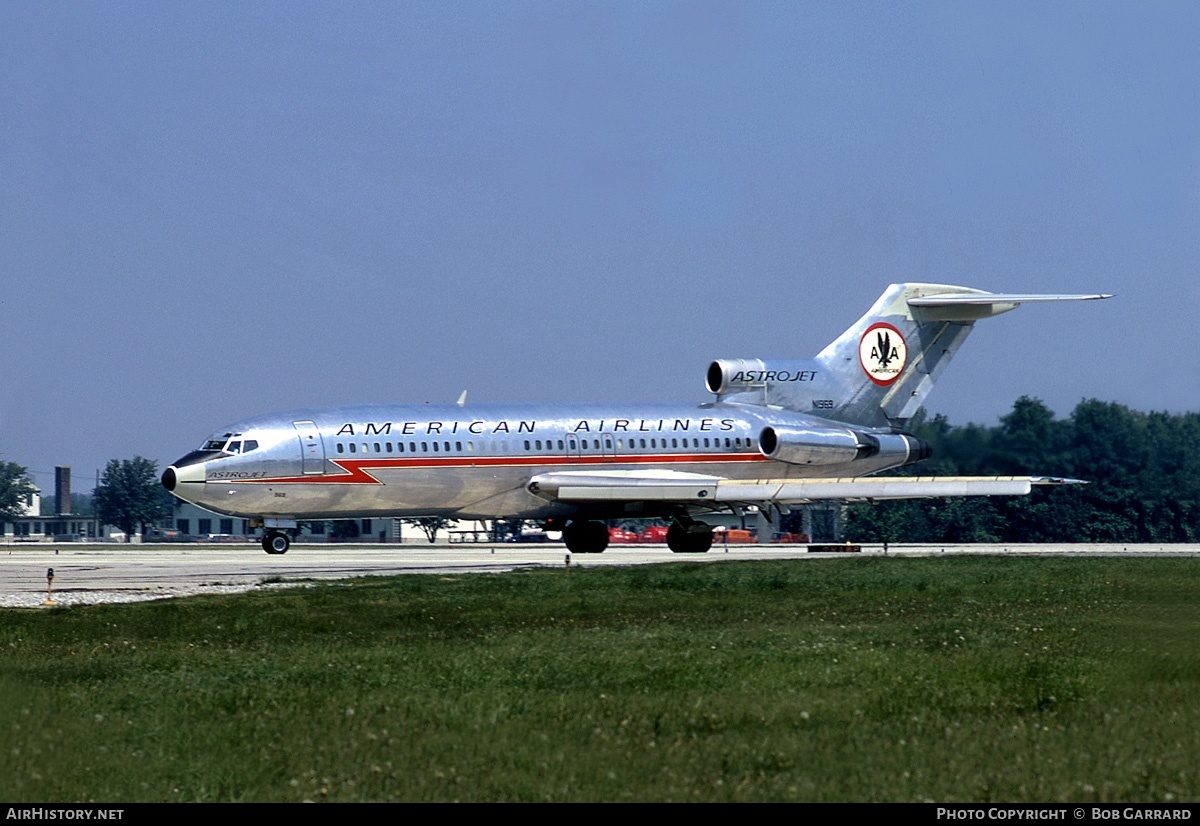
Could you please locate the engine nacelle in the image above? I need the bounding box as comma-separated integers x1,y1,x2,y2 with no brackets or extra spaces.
706,359,819,396
759,426,931,467
759,425,873,466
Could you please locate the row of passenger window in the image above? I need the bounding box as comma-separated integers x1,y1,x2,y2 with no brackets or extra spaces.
333,436,756,455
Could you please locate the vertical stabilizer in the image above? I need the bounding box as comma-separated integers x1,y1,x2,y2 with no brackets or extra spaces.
707,284,1110,429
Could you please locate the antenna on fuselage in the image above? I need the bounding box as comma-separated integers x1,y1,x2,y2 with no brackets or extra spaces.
456,390,468,407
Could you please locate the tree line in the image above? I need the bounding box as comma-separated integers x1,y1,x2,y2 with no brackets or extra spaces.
844,397,1200,543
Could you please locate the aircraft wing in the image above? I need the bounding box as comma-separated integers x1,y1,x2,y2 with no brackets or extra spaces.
527,470,1081,504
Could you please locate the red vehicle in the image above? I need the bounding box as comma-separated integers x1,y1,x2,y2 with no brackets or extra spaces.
639,525,669,543
607,527,641,544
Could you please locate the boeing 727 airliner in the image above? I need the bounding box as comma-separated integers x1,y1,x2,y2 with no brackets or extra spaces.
162,283,1109,554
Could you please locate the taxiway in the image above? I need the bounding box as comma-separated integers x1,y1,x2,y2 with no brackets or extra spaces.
2,541,1197,608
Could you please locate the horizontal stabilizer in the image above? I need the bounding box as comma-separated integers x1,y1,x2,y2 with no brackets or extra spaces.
907,290,1112,322
908,292,1112,306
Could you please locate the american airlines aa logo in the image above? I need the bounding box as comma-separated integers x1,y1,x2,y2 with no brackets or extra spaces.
858,322,907,386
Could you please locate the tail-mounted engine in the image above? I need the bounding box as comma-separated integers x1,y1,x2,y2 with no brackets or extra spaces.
706,359,818,396
758,425,931,467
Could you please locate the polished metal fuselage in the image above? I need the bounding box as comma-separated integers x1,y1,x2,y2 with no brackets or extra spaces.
168,401,912,522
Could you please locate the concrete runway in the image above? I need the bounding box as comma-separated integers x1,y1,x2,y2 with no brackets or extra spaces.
2,541,1198,608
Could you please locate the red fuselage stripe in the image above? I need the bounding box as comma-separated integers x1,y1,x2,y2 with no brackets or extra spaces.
237,452,770,485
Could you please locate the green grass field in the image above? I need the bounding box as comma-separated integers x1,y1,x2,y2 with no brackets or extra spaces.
2,555,1197,802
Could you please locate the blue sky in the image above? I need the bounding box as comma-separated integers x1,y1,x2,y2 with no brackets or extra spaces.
2,1,1196,488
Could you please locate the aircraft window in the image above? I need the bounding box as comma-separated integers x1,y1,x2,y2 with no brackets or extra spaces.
433,442,439,452
361,443,368,453
374,443,381,453
444,442,450,452
336,443,344,454
617,440,623,450
725,438,731,448
672,439,678,448
227,441,242,454
203,439,227,451
422,442,429,452
456,441,462,451
244,440,258,452
535,440,542,450
558,440,564,450
467,441,474,451
605,438,613,449
349,443,357,454
410,442,417,453
386,442,392,452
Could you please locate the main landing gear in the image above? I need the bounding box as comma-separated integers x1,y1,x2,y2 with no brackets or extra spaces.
562,520,609,554
262,530,290,555
561,518,714,554
666,519,714,554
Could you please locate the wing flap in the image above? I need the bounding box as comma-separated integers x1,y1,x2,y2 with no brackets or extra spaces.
529,470,1080,504
713,476,1036,502
528,470,721,502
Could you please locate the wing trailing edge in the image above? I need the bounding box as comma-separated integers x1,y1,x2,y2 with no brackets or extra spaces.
527,470,1083,505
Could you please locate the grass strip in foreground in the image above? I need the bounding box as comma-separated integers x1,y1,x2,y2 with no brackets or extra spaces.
2,555,1197,801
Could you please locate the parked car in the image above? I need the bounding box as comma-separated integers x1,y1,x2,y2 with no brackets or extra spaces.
607,527,640,544
640,525,669,543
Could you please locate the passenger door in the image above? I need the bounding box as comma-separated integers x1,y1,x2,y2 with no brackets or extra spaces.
293,421,326,475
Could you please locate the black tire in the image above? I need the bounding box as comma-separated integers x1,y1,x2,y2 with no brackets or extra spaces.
563,520,609,553
262,531,290,555
667,521,713,553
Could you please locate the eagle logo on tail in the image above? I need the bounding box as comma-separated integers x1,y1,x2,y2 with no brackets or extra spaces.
859,323,907,386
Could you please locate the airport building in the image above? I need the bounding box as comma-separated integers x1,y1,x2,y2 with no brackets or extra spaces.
2,467,116,541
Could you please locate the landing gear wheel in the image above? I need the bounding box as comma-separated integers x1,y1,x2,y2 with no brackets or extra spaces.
667,520,714,553
562,520,609,554
262,531,290,555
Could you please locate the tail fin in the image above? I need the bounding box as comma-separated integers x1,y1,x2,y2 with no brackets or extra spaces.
706,283,1110,429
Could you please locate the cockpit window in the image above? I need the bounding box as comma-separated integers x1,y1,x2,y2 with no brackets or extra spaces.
201,436,258,455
